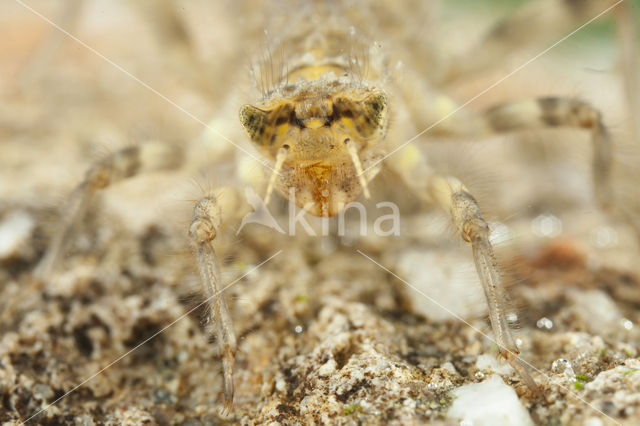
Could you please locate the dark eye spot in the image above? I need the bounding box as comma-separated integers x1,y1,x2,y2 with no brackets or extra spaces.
365,92,387,118
371,99,383,113
340,109,354,118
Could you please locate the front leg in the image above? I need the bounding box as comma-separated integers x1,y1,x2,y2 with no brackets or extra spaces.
408,169,539,393
433,175,538,392
189,195,237,414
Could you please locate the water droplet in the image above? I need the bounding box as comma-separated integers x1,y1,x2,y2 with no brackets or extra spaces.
506,312,518,323
474,371,485,380
622,318,633,330
515,338,523,347
294,325,303,334
551,358,575,380
592,226,618,248
532,214,562,238
536,317,553,330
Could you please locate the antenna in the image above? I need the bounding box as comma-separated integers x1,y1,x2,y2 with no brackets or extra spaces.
265,145,289,204
345,138,370,199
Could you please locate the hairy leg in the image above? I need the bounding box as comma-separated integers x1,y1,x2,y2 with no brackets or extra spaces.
35,144,241,410
479,96,640,242
403,167,539,393
189,195,236,414
482,96,614,211
396,78,639,238
34,143,182,279
391,88,616,211
384,136,538,391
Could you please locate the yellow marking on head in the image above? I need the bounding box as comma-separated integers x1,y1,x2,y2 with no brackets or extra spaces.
340,117,355,132
305,118,325,129
277,123,289,136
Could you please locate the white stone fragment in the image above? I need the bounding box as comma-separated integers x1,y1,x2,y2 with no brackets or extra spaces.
569,289,622,335
275,377,287,393
475,354,515,376
396,249,486,321
442,362,457,375
317,358,337,377
0,211,34,259
448,375,534,426
583,417,604,426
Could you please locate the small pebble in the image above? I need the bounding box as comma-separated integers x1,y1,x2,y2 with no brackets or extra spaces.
448,375,534,426
0,211,34,259
318,358,337,377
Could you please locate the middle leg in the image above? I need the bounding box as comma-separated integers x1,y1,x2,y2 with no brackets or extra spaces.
424,174,538,393
481,97,613,210
477,96,640,242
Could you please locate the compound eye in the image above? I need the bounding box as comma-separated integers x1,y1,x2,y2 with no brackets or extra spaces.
239,104,268,143
334,91,388,139
361,91,388,134
240,103,295,149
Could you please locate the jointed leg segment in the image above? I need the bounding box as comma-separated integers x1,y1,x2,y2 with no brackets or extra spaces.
432,176,539,392
189,196,237,414
483,96,613,211
37,144,238,411
35,143,181,279
424,174,539,392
